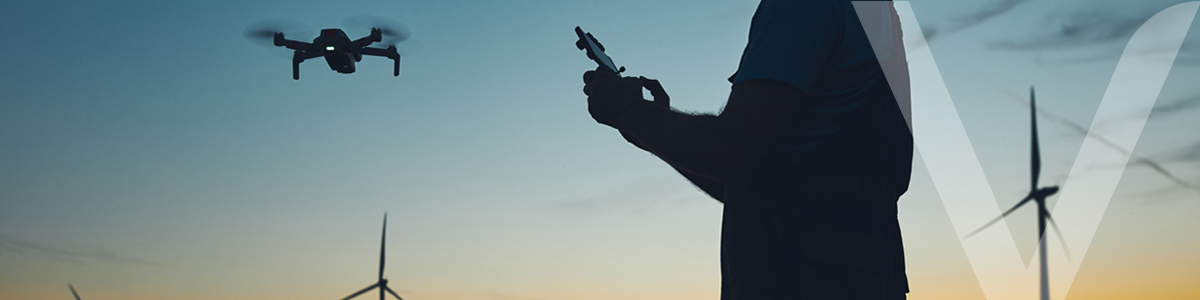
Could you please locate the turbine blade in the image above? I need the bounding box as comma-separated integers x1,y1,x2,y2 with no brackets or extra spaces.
69,284,81,300
385,286,405,300
964,195,1035,239
1042,208,1073,263
380,212,387,281
341,283,380,300
1031,86,1042,191
1000,88,1200,195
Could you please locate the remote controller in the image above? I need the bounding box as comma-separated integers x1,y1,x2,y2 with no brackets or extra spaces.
575,26,624,74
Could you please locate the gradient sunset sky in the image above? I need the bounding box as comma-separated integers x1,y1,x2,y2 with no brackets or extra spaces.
1,0,1198,299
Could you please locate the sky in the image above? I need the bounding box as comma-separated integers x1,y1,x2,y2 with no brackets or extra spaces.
1,0,1198,299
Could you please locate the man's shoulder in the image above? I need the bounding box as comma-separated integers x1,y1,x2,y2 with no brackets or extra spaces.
756,0,858,15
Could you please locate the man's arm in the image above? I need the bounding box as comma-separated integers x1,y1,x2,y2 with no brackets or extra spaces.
671,167,728,201
585,72,803,186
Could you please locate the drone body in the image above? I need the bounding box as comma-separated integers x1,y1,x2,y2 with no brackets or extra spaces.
272,28,401,80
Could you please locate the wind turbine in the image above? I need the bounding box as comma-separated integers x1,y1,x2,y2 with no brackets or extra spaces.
69,284,82,300
340,213,404,300
964,86,1070,300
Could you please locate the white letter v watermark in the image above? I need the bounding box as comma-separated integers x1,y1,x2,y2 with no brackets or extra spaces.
854,2,1198,299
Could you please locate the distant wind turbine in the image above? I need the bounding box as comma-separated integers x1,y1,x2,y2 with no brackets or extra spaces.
965,87,1071,300
69,284,82,300
340,213,404,300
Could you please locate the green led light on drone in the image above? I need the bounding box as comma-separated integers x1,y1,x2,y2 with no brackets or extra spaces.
326,46,335,51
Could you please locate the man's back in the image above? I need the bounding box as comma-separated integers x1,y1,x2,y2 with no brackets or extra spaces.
722,0,911,299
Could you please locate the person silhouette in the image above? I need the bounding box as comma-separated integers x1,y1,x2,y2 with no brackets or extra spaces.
581,0,912,299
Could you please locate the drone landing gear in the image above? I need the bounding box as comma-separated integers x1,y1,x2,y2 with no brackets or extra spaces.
361,46,401,77
394,53,401,76
292,50,322,80
388,46,401,77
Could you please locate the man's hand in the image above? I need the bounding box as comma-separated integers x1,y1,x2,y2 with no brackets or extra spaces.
582,70,646,128
640,76,670,108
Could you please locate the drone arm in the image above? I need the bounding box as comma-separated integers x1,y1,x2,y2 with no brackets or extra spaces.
288,41,318,52
350,28,384,49
351,37,375,48
274,33,317,52
360,46,401,76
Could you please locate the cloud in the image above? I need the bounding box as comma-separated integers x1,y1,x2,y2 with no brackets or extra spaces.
988,3,1200,65
990,9,1150,50
1174,42,1200,64
1151,93,1200,117
923,0,1030,42
1087,93,1200,128
0,234,161,267
947,0,1029,32
1178,141,1200,161
1154,140,1200,163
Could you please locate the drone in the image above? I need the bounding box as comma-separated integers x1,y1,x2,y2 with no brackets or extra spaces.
245,18,409,80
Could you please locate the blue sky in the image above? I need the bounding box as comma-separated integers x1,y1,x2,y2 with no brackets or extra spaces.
2,0,1198,299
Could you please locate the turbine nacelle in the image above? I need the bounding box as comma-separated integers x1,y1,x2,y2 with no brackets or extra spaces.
1031,186,1059,199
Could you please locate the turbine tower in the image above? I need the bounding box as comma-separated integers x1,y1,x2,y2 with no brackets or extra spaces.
340,213,404,300
964,86,1069,300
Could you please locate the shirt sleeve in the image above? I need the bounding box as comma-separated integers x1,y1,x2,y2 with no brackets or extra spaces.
731,0,840,94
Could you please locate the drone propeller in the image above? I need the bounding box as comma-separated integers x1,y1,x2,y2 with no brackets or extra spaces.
343,15,412,46
244,19,313,59
243,19,312,46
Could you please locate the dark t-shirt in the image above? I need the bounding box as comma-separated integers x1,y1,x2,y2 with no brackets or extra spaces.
722,0,912,299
